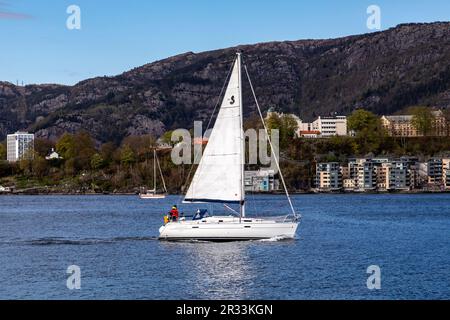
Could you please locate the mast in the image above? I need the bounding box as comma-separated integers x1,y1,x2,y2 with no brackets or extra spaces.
237,52,246,218
153,149,157,192
156,149,168,193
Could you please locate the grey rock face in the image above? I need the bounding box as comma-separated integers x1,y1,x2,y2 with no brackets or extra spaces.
1,22,449,143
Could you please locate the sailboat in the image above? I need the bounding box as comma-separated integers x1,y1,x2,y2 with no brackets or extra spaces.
139,149,168,199
158,53,300,241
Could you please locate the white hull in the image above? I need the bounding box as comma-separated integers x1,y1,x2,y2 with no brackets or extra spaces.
159,216,299,241
139,193,166,199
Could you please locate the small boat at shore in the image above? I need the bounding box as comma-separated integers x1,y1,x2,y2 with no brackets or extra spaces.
139,149,167,199
158,53,301,241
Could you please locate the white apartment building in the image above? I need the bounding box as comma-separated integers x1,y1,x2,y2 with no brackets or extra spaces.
299,116,348,137
6,132,35,162
266,108,348,138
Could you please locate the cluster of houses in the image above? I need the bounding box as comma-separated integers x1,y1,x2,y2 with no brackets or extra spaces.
242,157,450,193
316,157,450,192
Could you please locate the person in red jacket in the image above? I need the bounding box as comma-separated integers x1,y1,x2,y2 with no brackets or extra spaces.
169,205,179,222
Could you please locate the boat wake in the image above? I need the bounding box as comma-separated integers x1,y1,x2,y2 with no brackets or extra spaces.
2,236,158,246
257,235,296,242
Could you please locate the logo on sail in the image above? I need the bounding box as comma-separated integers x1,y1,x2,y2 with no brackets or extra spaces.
229,95,235,105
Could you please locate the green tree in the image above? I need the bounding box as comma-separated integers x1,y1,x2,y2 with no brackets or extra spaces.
64,158,76,176
56,131,96,173
281,115,299,140
100,142,117,164
441,108,450,136
74,131,96,170
0,142,6,160
411,106,434,136
266,112,282,134
32,155,48,178
0,161,12,177
120,145,136,167
34,139,54,157
348,109,380,133
56,133,76,159
122,135,156,160
161,131,174,146
90,153,104,170
348,109,384,155
266,113,298,149
18,158,32,176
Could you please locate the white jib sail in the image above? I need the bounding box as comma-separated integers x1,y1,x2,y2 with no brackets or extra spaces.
184,56,244,203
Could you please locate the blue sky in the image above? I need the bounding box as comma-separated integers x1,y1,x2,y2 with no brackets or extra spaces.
1,0,449,85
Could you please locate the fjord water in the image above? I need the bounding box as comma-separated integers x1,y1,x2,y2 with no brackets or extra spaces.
0,194,449,300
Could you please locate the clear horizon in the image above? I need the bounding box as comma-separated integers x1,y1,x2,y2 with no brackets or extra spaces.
1,0,449,86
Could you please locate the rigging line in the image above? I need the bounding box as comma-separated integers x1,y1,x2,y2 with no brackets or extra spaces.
205,59,236,132
178,59,236,204
243,63,298,217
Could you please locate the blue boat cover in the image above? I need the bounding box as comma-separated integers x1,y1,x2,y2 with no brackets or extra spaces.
193,209,209,220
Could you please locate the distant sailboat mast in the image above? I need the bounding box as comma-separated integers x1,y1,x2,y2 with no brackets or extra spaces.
155,149,168,193
153,149,157,192
140,148,167,199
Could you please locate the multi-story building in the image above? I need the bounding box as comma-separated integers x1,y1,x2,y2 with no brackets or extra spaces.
333,156,450,192
418,158,443,189
375,163,390,191
381,110,447,137
244,169,280,192
347,158,377,191
266,109,348,138
372,157,414,191
343,178,356,191
341,166,350,180
389,160,411,191
6,132,35,162
315,162,342,191
442,158,450,190
299,116,347,137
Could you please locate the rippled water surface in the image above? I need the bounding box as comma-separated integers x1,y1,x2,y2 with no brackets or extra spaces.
0,194,449,299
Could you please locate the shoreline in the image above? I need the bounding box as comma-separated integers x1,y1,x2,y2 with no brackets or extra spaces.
1,190,450,196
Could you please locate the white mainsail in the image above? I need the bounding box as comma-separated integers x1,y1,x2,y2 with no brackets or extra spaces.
184,55,244,204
